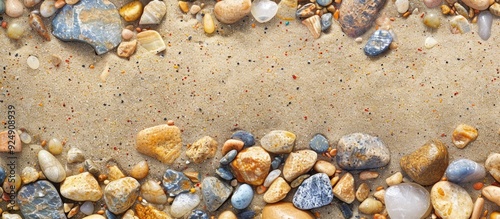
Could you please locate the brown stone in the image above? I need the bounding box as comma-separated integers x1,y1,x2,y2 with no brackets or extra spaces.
262,202,315,219
214,0,251,24
333,172,355,204
283,150,317,182
129,160,149,180
400,139,449,186
107,165,125,181
117,40,137,58
0,130,22,153
135,204,172,219
356,182,370,202
452,124,478,149
231,146,271,185
136,124,182,164
263,177,291,203
186,136,218,163
221,139,244,155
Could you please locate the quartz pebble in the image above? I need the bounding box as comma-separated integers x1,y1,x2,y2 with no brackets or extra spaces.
477,11,492,41
364,29,393,56
359,197,384,214
452,124,478,148
423,12,441,28
139,0,167,25
162,169,192,196
5,0,23,18
171,193,201,218
190,5,201,15
67,147,85,163
119,1,143,22
432,181,473,218
356,183,370,202
395,0,409,13
136,124,181,163
231,184,254,209
80,201,94,215
445,159,485,183
450,15,471,33
214,0,251,24
313,160,336,176
38,149,66,183
19,131,31,143
129,160,148,180
385,183,430,219
400,139,448,186
117,40,137,58
140,180,167,204
107,165,125,181
17,180,66,218
386,172,403,186
186,136,218,164
121,29,134,40
425,36,438,49
26,55,39,70
60,172,103,201
231,146,271,185
263,177,290,203
482,186,500,206
82,215,106,219
202,177,233,212
486,153,500,182
260,130,296,154
21,166,39,184
424,0,442,8
333,172,355,204
40,0,56,17
338,0,385,37
2,213,22,219
231,130,255,147
251,0,278,23
336,133,391,170
104,177,140,214
283,150,317,182
6,22,24,40
263,169,281,187
136,30,167,54
293,173,333,209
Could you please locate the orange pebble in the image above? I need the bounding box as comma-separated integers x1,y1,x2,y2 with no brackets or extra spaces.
41,140,47,147
1,21,7,29
376,186,384,191
473,182,484,190
334,10,340,20
251,23,256,28
314,211,321,218
441,176,448,181
256,185,267,194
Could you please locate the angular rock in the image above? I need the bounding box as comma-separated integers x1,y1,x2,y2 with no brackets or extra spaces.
140,180,167,204
104,177,140,214
231,146,271,185
136,30,166,54
186,136,218,164
260,130,296,154
201,177,233,212
336,133,390,170
21,166,39,184
364,30,393,57
400,139,449,186
107,165,125,181
283,150,317,182
17,180,66,219
139,0,167,25
117,40,137,58
486,153,500,182
445,159,485,183
320,13,332,31
136,124,182,164
52,0,122,55
431,181,473,219
135,204,173,219
38,149,66,183
162,169,192,196
339,0,386,37
67,147,85,163
309,133,329,153
231,130,255,147
262,202,315,219
333,172,355,204
170,193,201,218
60,172,103,201
385,183,431,219
452,124,478,148
231,184,254,210
264,177,291,203
293,173,333,210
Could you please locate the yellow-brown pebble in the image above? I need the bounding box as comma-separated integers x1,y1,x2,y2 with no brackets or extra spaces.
135,204,172,219
186,136,218,164
136,124,182,164
359,197,384,215
231,146,271,185
452,124,478,148
262,202,315,219
119,1,144,22
263,177,291,203
441,5,451,14
130,160,149,180
221,139,244,155
491,212,500,219
385,172,403,186
356,183,370,202
179,1,190,13
107,165,126,181
218,210,237,219
313,160,336,176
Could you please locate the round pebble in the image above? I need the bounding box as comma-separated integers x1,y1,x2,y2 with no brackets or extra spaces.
385,183,430,219
309,133,329,153
317,0,332,6
445,159,486,183
364,29,393,57
19,131,32,143
130,160,149,180
214,0,251,24
5,0,23,18
119,0,143,22
80,201,94,215
121,28,134,40
218,211,237,219
313,160,336,176
7,22,25,40
359,197,384,214
219,149,237,165
477,11,492,41
48,138,63,155
140,180,167,204
27,55,40,69
38,149,66,183
190,5,201,15
251,0,278,23
431,181,473,219
385,172,403,186
40,0,56,17
395,0,409,13
424,0,442,8
423,12,441,28
231,184,253,209
170,193,201,218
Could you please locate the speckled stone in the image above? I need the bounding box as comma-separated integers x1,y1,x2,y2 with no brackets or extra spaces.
231,146,271,185
260,130,296,154
17,180,66,219
189,210,209,219
171,193,201,218
431,181,473,219
216,166,234,180
364,30,393,56
186,136,218,164
162,169,193,196
320,13,332,32
339,0,386,37
445,159,485,183
220,149,238,165
231,184,254,209
400,139,449,186
104,177,140,214
135,204,172,219
283,150,317,182
201,177,233,212
336,133,390,170
309,133,329,153
51,0,122,55
231,130,255,147
293,173,333,210
60,172,103,201
262,202,315,219
136,124,182,164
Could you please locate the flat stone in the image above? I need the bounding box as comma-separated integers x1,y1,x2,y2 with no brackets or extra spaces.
139,0,167,25
260,130,296,154
339,0,386,37
263,169,281,187
51,0,122,55
333,172,355,204
283,150,317,182
385,183,431,219
364,30,393,56
216,166,234,180
292,173,333,210
271,156,283,169
82,215,106,219
400,139,449,186
481,186,500,206
263,177,291,203
136,124,182,164
104,177,140,214
162,169,193,196
309,133,329,153
290,174,310,188
231,146,271,185
38,149,66,183
262,202,315,219
2,213,22,219
218,211,237,219
231,130,255,147
486,153,500,182
431,181,473,219
445,159,485,183
336,133,390,170
231,184,254,209
140,180,167,204
17,180,66,219
201,177,233,212
135,204,173,219
60,172,103,201
170,193,201,218
186,136,218,164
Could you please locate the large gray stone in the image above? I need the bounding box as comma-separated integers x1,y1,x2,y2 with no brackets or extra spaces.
201,177,233,212
336,133,390,170
17,180,67,219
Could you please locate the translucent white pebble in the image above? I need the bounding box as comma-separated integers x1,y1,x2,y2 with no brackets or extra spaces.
19,131,32,143
385,183,430,219
425,36,438,49
27,55,40,69
477,11,492,40
251,0,278,23
395,0,409,13
80,201,94,215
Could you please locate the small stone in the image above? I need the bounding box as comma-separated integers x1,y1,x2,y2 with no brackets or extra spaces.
260,130,296,154
54,0,65,8
162,169,193,196
477,11,493,41
60,172,103,201
183,170,201,183
452,124,478,148
471,197,485,219
231,146,271,185
400,139,448,186
0,0,5,13
461,0,492,10
231,184,254,209
309,133,329,154
333,172,355,204
117,40,137,58
203,13,216,34
317,0,332,6
313,160,336,176
47,138,63,155
67,147,85,163
189,210,209,219
283,150,318,182
40,0,56,17
356,183,370,202
135,204,172,219
271,156,283,169
171,193,201,218
186,136,218,164
263,169,281,187
445,159,485,183
423,12,441,28
3,174,21,193
450,15,471,34
218,211,237,219
385,183,430,219
6,22,25,40
21,166,39,184
296,3,315,18
121,28,134,40
141,180,167,204
104,177,140,214
19,131,31,144
84,159,101,176
262,202,315,219
339,203,353,219
178,1,189,13
431,181,473,219
82,215,106,219
5,0,23,18
364,30,393,56
302,15,322,39
107,165,125,181
129,160,149,180
338,0,385,37
454,2,469,18
264,177,290,203
251,0,278,23
0,167,6,184
80,201,94,215
425,36,438,49
482,186,500,206
276,0,297,20
136,124,182,164
214,0,251,24
359,171,379,180
119,1,143,22
38,149,66,183
293,173,333,209
385,172,403,186
231,130,255,147
202,177,233,212
490,3,500,17
216,166,234,180
336,133,391,170
424,0,442,7
139,0,167,25
220,149,238,165
23,0,39,7
395,0,409,13
26,55,39,70
190,5,201,15
486,153,500,182
359,197,384,215
17,180,66,218
373,189,385,203
320,13,332,31
290,174,310,188
492,212,500,219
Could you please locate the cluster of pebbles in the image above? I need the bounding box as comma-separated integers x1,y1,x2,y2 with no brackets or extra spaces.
1,121,500,219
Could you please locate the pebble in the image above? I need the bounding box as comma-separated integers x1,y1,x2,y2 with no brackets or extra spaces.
290,174,310,188
186,136,218,164
52,0,122,55
179,1,189,13
263,169,281,187
19,132,31,143
359,171,379,180
82,215,106,219
67,147,85,163
3,174,21,193
359,197,384,214
2,213,22,219
139,0,167,25
424,0,442,8
486,153,500,182
231,130,255,147
140,180,167,204
356,183,370,202
119,1,143,22
395,0,409,13
40,0,56,17
6,22,24,40
471,197,484,219
47,138,63,155
340,203,353,219
218,211,237,219
60,172,103,201
64,0,78,4
201,177,233,212
450,15,471,34
231,184,254,209
423,12,441,28
0,130,21,152
333,172,355,204
313,160,336,176
171,193,201,218
482,186,500,206
107,165,125,181
117,40,137,58
364,29,393,56
80,201,94,215
309,133,329,154
386,172,403,186
385,183,430,219
251,0,278,23
303,15,322,39
283,150,317,182
221,139,244,155
454,2,469,18
293,173,333,209
373,189,385,203
431,181,473,219
263,177,290,203
0,167,5,184
121,29,134,40
477,11,492,41
216,166,234,180
84,159,101,176
276,0,297,20
5,0,23,18
260,130,296,154
220,149,238,165
231,146,271,185
317,0,332,6
190,5,201,15
492,212,500,219
136,124,181,163
320,13,332,31
162,169,192,196
400,139,448,186
271,156,283,169
203,13,216,34
445,159,485,183
17,180,66,218
214,0,251,24
135,204,170,219
38,149,66,183
425,36,438,49
336,133,391,170
462,0,492,10
189,210,209,219
490,3,500,17
128,160,148,180
54,0,65,8
338,0,385,37
0,0,4,13
262,202,315,218
21,166,39,184
103,177,140,214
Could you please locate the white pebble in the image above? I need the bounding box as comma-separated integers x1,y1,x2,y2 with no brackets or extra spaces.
40,0,56,17
48,138,63,155
251,0,278,23
19,131,32,143
425,36,438,49
80,201,94,215
27,55,40,69
263,169,281,187
355,37,363,43
477,11,492,41
5,0,24,18
395,0,409,13
121,28,134,40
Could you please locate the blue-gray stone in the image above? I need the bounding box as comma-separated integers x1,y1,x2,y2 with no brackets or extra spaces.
188,210,209,219
162,169,193,196
0,0,5,14
292,173,333,210
445,159,486,183
51,0,122,55
364,30,393,57
237,210,256,219
339,203,353,219
271,156,283,169
17,180,67,219
309,133,329,153
0,166,5,183
336,133,390,170
317,0,332,6
105,210,118,219
321,13,333,32
216,166,234,180
201,177,233,212
231,130,255,147
220,149,238,165
231,184,253,210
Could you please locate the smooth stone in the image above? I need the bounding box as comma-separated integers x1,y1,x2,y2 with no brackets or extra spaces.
220,149,238,165
82,215,106,219
400,139,449,186
67,147,85,163
339,0,386,37
0,0,4,13
450,15,471,33
263,169,281,187
171,193,201,218
203,13,216,34
262,202,315,219
38,149,66,183
424,0,442,7
313,160,336,176
431,181,473,219
231,146,271,185
309,133,329,153
52,0,122,55
60,172,103,201
336,133,391,170
0,130,21,152
339,203,353,219
19,132,32,143
293,173,333,210
118,0,143,22
462,0,493,10
359,170,379,180
17,180,66,218
136,124,182,164
231,130,255,147
140,180,167,204
490,3,500,17
290,174,310,188
84,159,100,176
80,201,94,215
139,0,167,25
47,138,63,155
359,197,383,214
271,156,283,169
162,169,192,196
216,166,234,180
477,11,492,41
40,0,56,17
221,139,244,155
333,172,355,204
237,211,255,219
107,165,125,181
3,174,21,193
355,183,370,202
283,150,317,182
189,210,209,219
385,183,430,219
122,209,135,219
129,160,148,180
201,177,233,212
135,204,171,219
21,166,39,184
263,177,290,203
5,0,23,18
445,159,486,183
104,210,118,219
214,0,251,24
386,172,403,186
425,36,438,49
121,28,134,40
190,5,201,15
454,2,469,18
260,130,296,154
296,3,315,18
117,40,137,58
482,186,500,206
423,12,441,28
395,0,409,13
231,184,254,209
486,153,500,182
452,124,478,148
2,213,22,219
186,136,218,164
364,30,393,56
251,0,278,23
317,0,332,6
373,189,385,204
320,13,332,32
104,177,140,214
0,167,5,184
218,211,237,219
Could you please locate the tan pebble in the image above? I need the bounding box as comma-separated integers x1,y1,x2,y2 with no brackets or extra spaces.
183,170,200,183
203,13,216,34
356,183,370,202
221,139,244,155
64,203,74,213
313,160,336,176
190,4,201,15
373,189,385,203
231,179,238,187
54,0,65,8
97,174,107,181
231,146,271,185
38,171,46,179
359,171,379,180
490,3,500,17
491,212,500,219
136,31,166,54
330,175,340,186
263,177,291,203
50,55,62,67
355,37,363,43
218,210,237,219
262,202,315,219
136,123,181,163
121,29,134,40
23,0,40,7
256,185,267,194
471,197,484,219
140,180,167,204
6,22,25,40
103,179,110,185
386,172,403,186
65,0,78,4
68,205,79,218
119,1,144,22
96,210,105,215
186,136,218,163
5,0,24,18
283,150,317,182
359,197,384,214
38,150,66,183
107,165,126,181
214,0,251,24
482,186,500,206
431,181,473,218
452,124,478,148
130,160,149,180
333,172,355,204
67,147,85,163
374,214,387,219
117,40,137,58
302,15,322,39
48,138,63,155
179,1,189,13
3,174,21,193
291,174,310,188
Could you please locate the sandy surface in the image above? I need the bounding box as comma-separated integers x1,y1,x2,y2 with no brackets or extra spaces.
1,0,499,217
